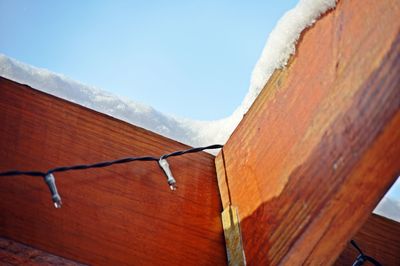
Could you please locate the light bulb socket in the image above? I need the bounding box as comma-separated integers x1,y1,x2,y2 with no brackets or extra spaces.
44,173,62,208
158,158,177,190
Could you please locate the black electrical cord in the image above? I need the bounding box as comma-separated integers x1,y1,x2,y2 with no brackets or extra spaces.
351,240,382,266
161,144,223,159
0,144,223,208
47,156,158,175
0,156,159,177
0,144,223,177
0,170,45,177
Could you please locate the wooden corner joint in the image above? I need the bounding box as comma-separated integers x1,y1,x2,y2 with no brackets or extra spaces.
216,152,246,265
222,205,246,266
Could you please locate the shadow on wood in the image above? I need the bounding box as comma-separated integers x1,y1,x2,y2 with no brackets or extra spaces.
216,0,400,264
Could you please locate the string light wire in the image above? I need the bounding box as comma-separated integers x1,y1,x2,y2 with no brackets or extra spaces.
350,240,382,266
0,144,223,208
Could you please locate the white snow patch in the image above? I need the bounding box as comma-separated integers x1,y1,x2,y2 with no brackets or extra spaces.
196,0,338,145
0,54,199,146
239,0,336,115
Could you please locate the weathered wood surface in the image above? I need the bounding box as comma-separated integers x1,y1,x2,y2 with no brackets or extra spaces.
335,214,400,266
0,236,85,266
0,77,227,265
215,0,400,265
221,206,246,266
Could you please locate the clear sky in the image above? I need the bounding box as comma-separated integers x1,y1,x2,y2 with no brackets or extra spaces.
0,0,298,120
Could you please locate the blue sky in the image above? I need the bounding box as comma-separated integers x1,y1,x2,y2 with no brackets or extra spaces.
0,0,298,120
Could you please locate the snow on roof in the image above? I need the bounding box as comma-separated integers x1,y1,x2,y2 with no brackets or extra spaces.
0,0,337,147
239,0,336,115
1,0,399,222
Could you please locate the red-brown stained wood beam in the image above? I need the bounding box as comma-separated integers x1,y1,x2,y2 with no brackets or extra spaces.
0,77,227,266
215,0,400,265
334,214,400,266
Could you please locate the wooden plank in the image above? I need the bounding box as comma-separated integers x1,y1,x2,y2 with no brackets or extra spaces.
0,236,85,266
334,214,400,266
215,0,400,265
0,77,227,265
221,206,246,266
215,150,230,210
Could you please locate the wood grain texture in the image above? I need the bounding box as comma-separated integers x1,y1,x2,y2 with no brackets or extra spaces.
215,0,400,265
334,214,400,266
0,77,227,265
0,237,85,266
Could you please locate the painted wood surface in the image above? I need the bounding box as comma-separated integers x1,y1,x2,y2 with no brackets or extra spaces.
335,214,400,266
215,0,400,265
0,77,227,265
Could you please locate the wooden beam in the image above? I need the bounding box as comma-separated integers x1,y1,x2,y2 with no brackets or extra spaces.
215,0,400,264
334,214,400,266
0,77,227,265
